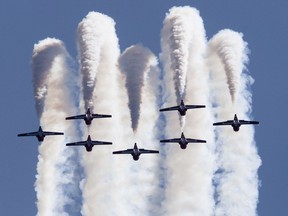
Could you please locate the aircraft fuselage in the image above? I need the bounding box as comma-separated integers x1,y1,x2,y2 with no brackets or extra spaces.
85,137,94,151
231,116,241,131
132,148,141,160
232,121,240,131
132,155,140,160
179,137,188,149
36,128,45,141
36,134,45,142
85,145,93,152
178,105,187,116
84,115,93,125
178,100,188,116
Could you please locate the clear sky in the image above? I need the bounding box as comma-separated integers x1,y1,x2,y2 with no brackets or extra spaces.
0,0,286,215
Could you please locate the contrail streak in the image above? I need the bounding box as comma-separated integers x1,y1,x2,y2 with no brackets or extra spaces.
119,44,158,131
32,38,65,118
32,38,82,216
120,44,162,215
208,29,249,102
78,12,134,216
207,30,261,216
77,12,112,110
160,7,216,216
161,6,193,106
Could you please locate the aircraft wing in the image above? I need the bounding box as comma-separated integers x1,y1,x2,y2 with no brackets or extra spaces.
91,140,112,145
160,138,181,143
186,138,206,143
213,120,234,126
66,114,86,120
18,132,38,137
112,149,133,154
186,105,206,109
160,106,180,112
43,131,64,136
92,114,112,118
139,149,159,154
239,120,259,125
66,141,86,146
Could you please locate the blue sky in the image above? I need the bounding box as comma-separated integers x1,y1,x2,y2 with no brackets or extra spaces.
0,1,286,215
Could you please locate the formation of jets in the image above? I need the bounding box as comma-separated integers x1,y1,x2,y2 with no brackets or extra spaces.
18,100,259,160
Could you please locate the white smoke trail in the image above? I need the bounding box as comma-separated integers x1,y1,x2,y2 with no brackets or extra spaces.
78,12,134,216
207,30,261,216
32,38,65,118
161,6,193,106
119,45,152,132
77,12,111,110
160,7,216,216
119,44,162,215
32,38,82,215
209,29,249,102
183,8,216,216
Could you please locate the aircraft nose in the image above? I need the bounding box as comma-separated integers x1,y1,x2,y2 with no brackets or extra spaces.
181,145,187,149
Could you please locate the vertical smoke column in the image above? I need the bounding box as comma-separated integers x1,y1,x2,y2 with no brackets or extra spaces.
161,6,193,129
207,30,261,216
161,7,216,216
119,45,156,132
32,38,82,215
210,29,248,102
119,44,161,215
78,12,133,216
78,12,107,110
184,7,216,216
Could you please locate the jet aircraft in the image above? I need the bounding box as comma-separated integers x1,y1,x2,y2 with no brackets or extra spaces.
65,108,112,125
113,143,159,161
159,99,205,116
213,114,259,132
160,132,206,149
66,135,112,152
17,126,64,142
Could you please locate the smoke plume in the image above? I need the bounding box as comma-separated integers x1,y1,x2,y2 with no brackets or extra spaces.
32,38,82,216
160,7,216,215
207,30,261,216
